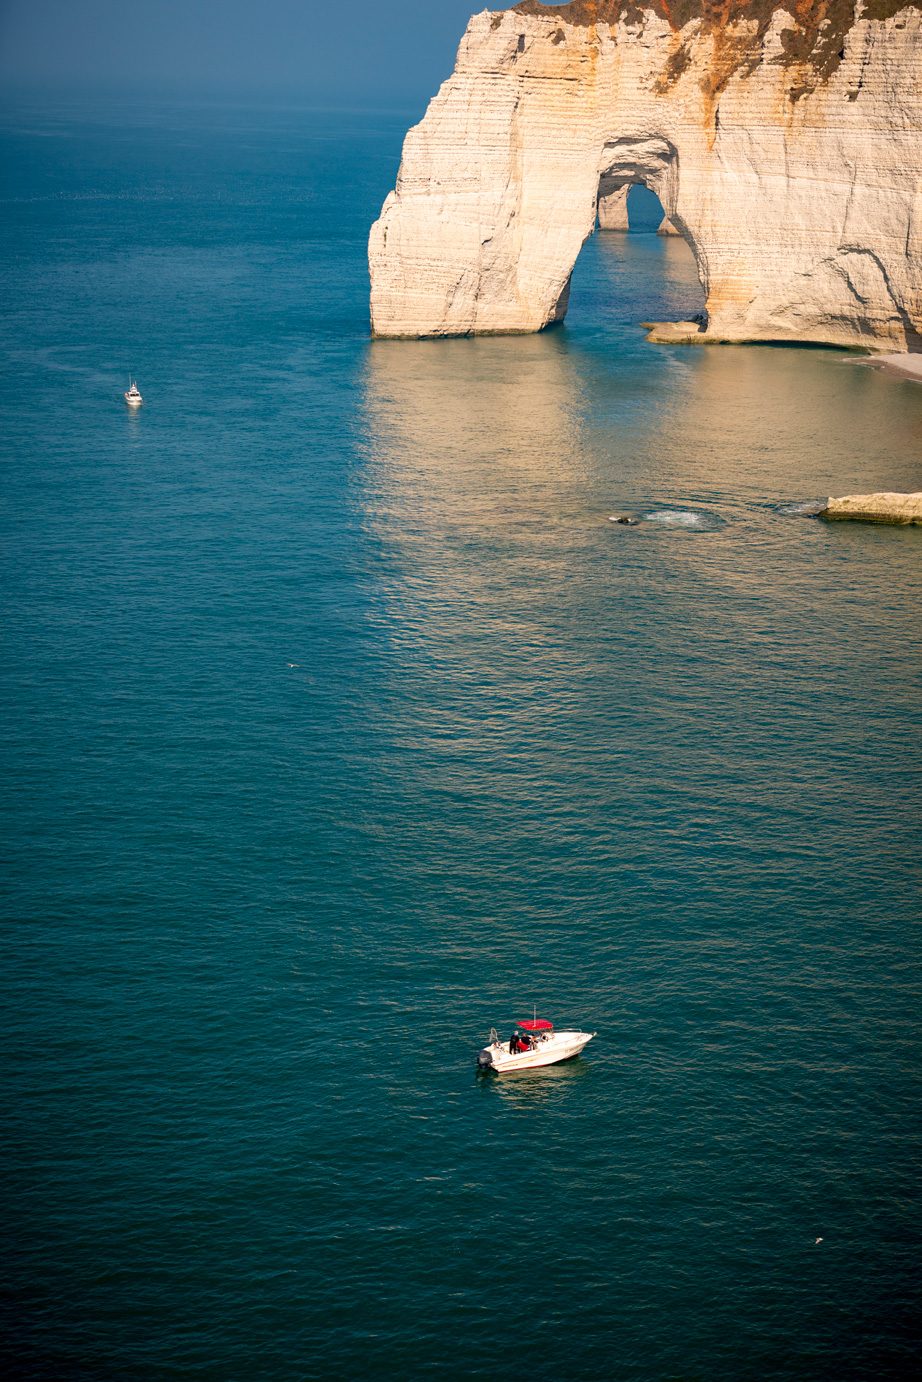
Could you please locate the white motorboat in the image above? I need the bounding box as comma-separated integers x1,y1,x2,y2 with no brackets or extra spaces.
476,1017,595,1073
124,378,143,407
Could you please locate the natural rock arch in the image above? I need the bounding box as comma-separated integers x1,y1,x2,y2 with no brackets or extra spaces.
557,134,706,325
369,2,922,349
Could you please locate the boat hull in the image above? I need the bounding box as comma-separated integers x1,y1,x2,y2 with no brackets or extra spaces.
477,1030,594,1074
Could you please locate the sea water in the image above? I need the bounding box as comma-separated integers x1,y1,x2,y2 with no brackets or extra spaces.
2,98,921,1380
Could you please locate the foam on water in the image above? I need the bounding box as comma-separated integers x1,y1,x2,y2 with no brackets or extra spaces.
642,508,716,528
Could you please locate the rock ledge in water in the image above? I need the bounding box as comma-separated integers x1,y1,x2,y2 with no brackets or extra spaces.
819,492,922,525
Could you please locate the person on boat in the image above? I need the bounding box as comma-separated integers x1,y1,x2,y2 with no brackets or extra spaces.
509,1032,522,1053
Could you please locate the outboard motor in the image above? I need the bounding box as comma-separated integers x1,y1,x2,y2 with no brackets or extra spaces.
477,1047,494,1070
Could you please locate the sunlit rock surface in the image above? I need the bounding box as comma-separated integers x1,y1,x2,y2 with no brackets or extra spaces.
598,184,630,230
369,1,922,349
820,491,922,523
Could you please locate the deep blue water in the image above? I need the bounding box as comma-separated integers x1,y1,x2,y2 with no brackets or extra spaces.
2,99,921,1381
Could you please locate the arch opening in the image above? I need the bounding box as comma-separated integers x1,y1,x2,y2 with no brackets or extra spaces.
562,136,710,334
560,154,707,335
598,183,678,237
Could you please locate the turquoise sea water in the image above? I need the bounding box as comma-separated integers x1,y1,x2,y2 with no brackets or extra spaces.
2,99,921,1380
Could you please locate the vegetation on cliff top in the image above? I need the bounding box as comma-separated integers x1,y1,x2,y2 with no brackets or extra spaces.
511,2,919,97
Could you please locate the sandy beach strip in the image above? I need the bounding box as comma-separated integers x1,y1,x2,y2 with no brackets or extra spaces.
868,353,922,383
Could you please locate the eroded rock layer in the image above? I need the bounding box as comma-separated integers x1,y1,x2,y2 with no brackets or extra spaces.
369,1,922,347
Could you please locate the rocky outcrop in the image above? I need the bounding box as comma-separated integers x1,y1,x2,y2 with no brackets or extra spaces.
657,216,680,236
369,2,922,348
598,183,630,229
820,491,922,523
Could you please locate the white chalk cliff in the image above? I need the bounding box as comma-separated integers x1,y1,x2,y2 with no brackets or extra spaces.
369,1,922,349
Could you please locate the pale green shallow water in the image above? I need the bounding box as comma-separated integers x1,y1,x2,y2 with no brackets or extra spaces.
1,100,921,1380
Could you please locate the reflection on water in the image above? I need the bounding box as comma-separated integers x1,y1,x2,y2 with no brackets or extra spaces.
361,255,921,551
589,228,706,327
356,232,922,1006
362,331,594,541
477,1056,593,1108
357,232,922,818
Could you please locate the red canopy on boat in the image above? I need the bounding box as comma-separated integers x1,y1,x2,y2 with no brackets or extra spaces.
517,1018,553,1031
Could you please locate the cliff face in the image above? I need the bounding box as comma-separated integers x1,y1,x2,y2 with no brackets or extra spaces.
369,1,922,348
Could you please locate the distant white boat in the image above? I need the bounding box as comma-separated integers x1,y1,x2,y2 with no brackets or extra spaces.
124,378,143,407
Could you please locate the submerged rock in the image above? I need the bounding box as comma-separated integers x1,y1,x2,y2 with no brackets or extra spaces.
819,492,922,525
777,499,828,518
644,320,709,344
